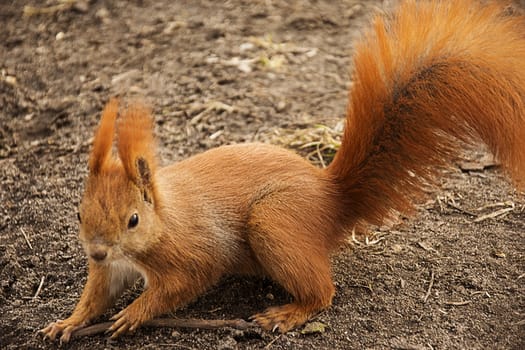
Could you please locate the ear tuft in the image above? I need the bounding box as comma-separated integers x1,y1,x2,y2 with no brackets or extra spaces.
89,98,118,174
117,102,158,201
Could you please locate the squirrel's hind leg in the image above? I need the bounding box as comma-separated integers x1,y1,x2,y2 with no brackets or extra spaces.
247,197,335,332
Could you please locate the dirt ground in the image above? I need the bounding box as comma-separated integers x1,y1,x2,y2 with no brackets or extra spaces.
1,0,524,349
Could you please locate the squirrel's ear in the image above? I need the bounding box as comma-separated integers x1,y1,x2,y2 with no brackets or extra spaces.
117,102,157,202
89,98,118,175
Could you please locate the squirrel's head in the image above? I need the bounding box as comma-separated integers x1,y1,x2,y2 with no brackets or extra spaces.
78,99,159,264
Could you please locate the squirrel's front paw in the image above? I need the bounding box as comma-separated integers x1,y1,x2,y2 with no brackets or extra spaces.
108,307,144,339
39,319,85,343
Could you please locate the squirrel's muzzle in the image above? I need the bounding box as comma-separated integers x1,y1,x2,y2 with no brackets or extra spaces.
86,244,109,262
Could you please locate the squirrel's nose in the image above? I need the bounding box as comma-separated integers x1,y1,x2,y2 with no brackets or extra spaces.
90,249,108,262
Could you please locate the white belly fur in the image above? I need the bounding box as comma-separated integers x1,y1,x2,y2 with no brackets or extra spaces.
109,259,147,299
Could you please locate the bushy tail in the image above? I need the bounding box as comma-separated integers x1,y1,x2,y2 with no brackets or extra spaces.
328,0,525,227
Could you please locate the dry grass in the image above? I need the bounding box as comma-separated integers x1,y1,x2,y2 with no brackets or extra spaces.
261,120,344,167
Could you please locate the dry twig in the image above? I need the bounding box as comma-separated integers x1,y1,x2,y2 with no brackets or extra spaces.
474,200,514,212
348,283,373,294
443,300,471,306
423,270,435,303
473,205,514,223
470,291,491,298
23,0,76,16
71,318,256,339
446,201,477,217
437,194,476,216
20,228,33,250
33,276,45,299
264,334,283,349
350,229,386,248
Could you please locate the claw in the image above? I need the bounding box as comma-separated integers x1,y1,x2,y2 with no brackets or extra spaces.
42,333,52,342
109,323,129,339
39,319,86,343
108,310,131,339
60,327,73,343
39,323,60,342
110,310,123,321
109,329,119,339
111,315,125,330
107,306,144,339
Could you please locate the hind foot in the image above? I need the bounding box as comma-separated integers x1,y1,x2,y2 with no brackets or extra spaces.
251,303,320,333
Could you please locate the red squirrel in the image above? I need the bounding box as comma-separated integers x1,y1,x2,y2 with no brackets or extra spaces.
41,0,525,342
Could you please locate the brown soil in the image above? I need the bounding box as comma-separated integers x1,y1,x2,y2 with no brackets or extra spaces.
1,1,524,349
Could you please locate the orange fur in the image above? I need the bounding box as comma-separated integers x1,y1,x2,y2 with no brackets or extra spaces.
116,103,159,205
117,104,157,182
88,98,118,174
41,0,525,343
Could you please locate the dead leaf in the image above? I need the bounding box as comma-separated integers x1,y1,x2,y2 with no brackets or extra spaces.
301,321,328,335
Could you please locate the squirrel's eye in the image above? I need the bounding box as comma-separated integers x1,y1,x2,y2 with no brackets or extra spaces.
77,212,82,223
128,213,139,229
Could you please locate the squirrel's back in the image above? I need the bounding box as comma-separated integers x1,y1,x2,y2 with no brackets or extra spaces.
328,0,525,228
